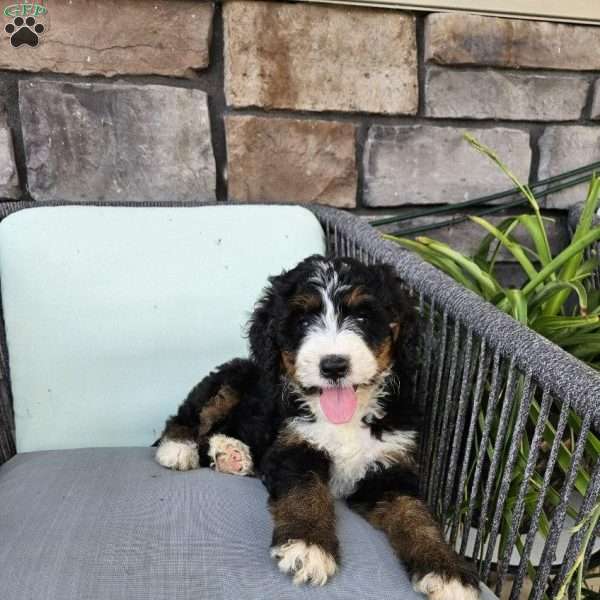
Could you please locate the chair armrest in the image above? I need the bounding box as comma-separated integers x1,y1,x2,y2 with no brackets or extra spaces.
310,204,600,599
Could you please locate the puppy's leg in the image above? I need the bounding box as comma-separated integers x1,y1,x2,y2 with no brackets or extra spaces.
261,433,338,586
155,421,200,471
156,384,239,471
348,464,479,600
156,359,256,471
362,495,479,599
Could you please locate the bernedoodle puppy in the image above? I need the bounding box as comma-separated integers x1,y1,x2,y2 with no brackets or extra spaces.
156,255,480,599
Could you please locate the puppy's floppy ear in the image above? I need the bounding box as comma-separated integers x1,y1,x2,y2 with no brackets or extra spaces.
373,264,418,375
248,265,301,383
248,255,322,382
248,279,281,383
371,263,422,427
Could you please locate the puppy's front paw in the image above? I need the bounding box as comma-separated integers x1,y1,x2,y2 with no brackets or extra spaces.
271,539,337,586
413,573,480,600
208,434,254,476
155,439,199,471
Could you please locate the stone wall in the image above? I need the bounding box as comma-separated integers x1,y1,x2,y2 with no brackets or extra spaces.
2,0,599,264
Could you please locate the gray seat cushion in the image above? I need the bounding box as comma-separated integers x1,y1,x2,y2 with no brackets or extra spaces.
0,447,426,600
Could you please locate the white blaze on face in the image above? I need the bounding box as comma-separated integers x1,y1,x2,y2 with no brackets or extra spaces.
294,262,378,389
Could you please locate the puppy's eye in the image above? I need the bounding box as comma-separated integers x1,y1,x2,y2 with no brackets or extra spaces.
300,318,311,328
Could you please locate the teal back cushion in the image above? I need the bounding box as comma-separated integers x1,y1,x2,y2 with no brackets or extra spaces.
0,206,326,452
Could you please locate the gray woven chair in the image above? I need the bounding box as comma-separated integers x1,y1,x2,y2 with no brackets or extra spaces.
1,201,598,600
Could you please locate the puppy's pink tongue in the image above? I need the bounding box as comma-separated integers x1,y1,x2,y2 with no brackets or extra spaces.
319,387,357,424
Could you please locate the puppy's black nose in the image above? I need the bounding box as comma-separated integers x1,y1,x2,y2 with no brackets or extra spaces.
320,355,350,380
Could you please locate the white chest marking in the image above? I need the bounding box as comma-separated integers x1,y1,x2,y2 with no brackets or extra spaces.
290,419,417,498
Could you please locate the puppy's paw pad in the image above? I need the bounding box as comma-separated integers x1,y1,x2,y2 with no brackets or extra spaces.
155,439,199,471
271,540,337,586
208,433,253,476
413,573,480,600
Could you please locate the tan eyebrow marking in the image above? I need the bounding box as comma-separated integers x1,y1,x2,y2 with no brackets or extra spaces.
289,293,321,310
344,287,374,307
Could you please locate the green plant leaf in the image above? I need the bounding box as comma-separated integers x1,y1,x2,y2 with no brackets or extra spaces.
570,343,600,360
560,333,600,347
575,257,600,280
389,237,484,295
470,216,539,281
522,228,600,297
572,175,600,244
516,214,553,267
464,133,553,267
505,289,528,324
532,315,600,335
529,281,588,316
413,236,502,299
473,217,518,264
544,176,600,316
